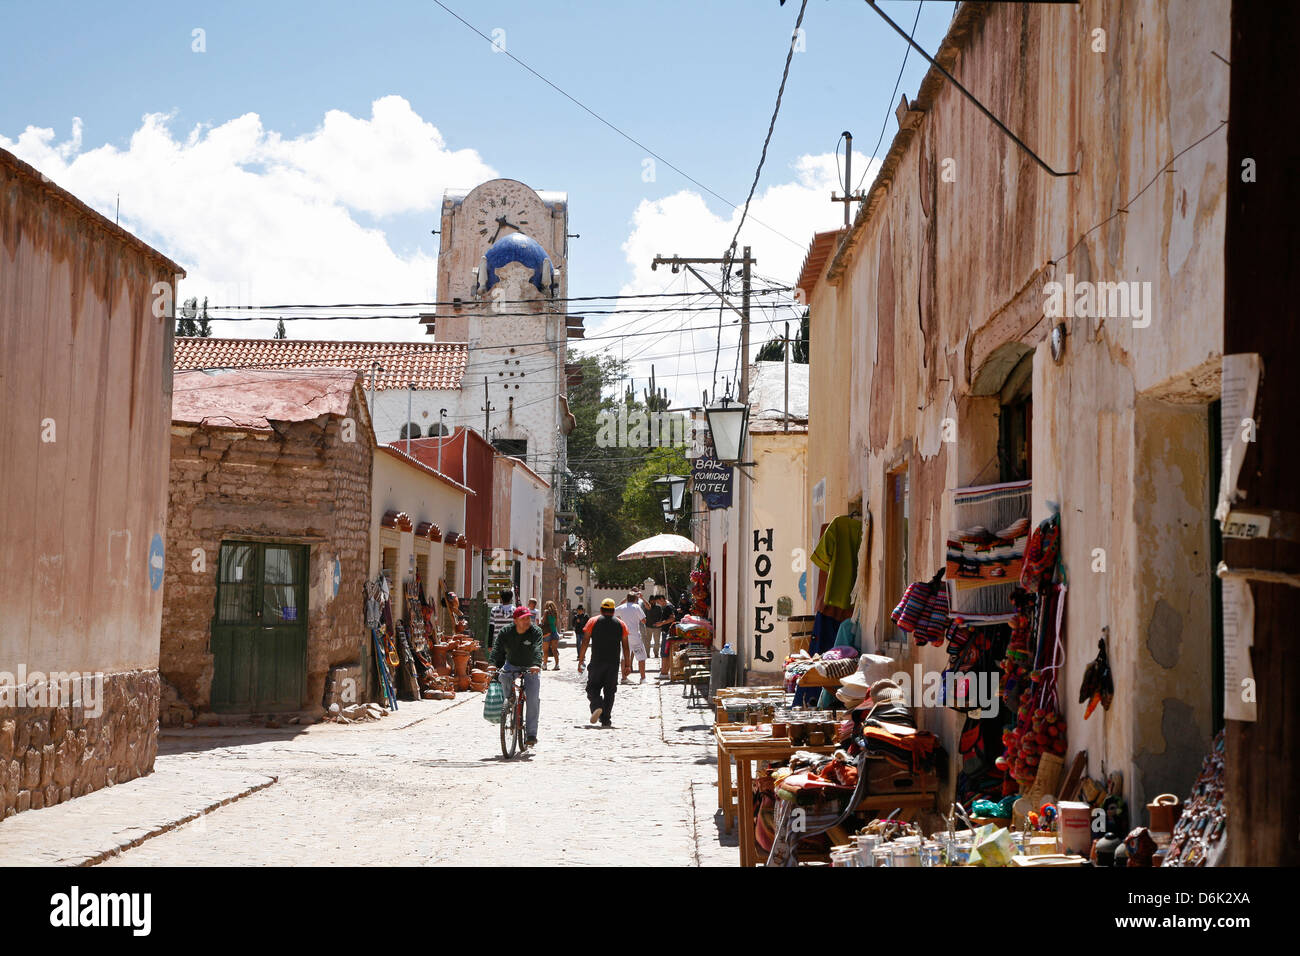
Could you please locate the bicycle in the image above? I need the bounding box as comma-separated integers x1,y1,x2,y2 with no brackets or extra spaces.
499,669,530,759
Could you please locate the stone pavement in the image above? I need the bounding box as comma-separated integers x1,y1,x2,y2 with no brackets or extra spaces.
0,640,738,867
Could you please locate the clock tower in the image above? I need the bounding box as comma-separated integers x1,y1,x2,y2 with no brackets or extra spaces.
423,178,575,607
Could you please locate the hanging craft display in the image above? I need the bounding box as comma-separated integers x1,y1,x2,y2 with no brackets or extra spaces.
945,482,1032,621
890,569,950,646
1078,631,1115,719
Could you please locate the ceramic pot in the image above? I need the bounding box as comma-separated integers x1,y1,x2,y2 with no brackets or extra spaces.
452,649,472,679
1094,832,1123,867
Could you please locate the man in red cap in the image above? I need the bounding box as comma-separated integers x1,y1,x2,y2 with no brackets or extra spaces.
492,605,543,747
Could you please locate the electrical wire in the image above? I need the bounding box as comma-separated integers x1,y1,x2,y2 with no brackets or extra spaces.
723,0,811,264
198,288,790,311
429,0,804,251
857,0,925,193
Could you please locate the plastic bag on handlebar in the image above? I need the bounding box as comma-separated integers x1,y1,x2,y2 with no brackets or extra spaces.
482,676,504,722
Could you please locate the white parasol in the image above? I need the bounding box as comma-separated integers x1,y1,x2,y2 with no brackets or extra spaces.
616,533,700,561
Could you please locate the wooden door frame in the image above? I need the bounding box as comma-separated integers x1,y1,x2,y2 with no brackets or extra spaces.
212,538,310,712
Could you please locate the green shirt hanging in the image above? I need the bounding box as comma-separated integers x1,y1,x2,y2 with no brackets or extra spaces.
810,514,863,609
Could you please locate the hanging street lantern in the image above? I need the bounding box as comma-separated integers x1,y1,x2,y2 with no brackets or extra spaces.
654,474,688,511
661,496,675,522
704,395,749,464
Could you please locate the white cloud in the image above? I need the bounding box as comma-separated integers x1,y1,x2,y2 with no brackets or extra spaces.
1,96,496,341
585,150,877,408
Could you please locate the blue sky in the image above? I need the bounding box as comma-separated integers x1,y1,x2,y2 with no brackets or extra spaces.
1,0,952,403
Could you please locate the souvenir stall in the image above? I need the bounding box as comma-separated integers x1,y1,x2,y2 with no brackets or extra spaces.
664,554,715,681
712,675,943,867
362,572,491,708
793,499,1217,867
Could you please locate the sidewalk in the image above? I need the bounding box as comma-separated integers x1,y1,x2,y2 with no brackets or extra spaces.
0,763,276,866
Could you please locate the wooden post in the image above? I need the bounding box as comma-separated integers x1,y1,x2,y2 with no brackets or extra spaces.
1224,0,1300,867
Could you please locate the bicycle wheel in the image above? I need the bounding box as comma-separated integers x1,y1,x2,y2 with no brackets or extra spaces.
500,685,518,758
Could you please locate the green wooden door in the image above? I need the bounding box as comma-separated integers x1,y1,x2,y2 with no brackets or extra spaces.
212,542,308,712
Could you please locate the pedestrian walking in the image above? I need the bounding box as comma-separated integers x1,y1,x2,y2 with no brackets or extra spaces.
570,604,589,660
578,598,629,728
614,591,648,684
488,589,514,649
541,600,562,670
646,593,676,662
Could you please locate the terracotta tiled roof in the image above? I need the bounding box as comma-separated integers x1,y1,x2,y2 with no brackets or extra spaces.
173,337,467,390
795,229,845,302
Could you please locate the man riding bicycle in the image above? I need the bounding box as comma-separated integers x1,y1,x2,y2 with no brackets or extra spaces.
492,605,543,748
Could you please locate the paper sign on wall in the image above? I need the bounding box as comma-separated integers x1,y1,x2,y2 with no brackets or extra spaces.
1222,575,1257,723
1216,353,1263,525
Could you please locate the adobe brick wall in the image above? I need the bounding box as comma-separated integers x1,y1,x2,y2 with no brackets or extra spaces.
160,393,373,721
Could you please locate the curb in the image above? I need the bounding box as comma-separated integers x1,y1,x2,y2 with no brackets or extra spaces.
82,775,279,867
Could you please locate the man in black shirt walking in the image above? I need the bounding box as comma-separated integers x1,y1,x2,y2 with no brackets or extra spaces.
577,598,629,728
569,604,589,661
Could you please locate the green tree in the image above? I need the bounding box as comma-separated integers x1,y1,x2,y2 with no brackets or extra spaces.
564,351,692,590
756,308,809,363
176,297,198,337
196,296,213,338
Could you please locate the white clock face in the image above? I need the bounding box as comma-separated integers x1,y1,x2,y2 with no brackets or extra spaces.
468,182,548,247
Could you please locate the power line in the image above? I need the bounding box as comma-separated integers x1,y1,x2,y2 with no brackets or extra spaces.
724,0,810,261
198,288,791,311
429,0,804,250
858,0,925,192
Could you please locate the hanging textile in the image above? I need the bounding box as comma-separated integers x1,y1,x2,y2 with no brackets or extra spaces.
810,514,863,612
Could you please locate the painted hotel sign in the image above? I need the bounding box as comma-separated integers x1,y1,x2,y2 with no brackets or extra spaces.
691,437,733,509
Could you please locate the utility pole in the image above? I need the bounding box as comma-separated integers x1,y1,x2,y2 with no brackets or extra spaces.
437,408,447,473
783,320,790,433
406,382,414,455
480,376,495,440
650,247,758,677
740,245,751,410
368,362,384,429
831,131,867,228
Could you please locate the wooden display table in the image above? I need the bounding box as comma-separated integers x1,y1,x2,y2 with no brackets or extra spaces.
714,725,838,868
713,724,937,867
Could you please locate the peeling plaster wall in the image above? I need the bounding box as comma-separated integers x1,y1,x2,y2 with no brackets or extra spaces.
812,0,1227,790
1129,399,1213,807
1,153,179,676
804,279,856,533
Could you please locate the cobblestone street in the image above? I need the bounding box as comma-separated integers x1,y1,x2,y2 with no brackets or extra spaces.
6,644,734,867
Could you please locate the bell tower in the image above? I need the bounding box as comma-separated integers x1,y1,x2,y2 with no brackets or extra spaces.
423,178,574,608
